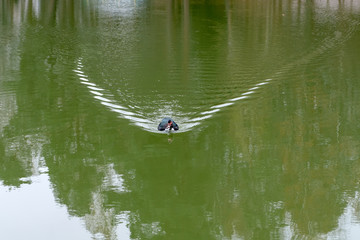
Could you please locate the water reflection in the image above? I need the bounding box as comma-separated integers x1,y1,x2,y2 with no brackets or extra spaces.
1,0,360,240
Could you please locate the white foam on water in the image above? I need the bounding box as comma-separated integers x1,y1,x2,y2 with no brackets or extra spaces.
101,101,127,110
110,108,136,116
242,91,254,96
210,102,234,109
122,115,153,123
248,86,259,91
87,86,104,91
94,96,112,102
187,115,213,122
229,96,248,102
256,82,269,86
201,109,220,115
77,73,87,78
89,91,103,96
80,81,96,86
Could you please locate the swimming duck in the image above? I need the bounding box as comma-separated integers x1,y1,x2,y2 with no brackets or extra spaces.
158,117,179,131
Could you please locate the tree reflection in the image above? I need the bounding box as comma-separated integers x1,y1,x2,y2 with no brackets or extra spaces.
1,0,360,239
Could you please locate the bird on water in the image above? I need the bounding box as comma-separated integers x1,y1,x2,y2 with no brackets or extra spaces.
158,117,179,131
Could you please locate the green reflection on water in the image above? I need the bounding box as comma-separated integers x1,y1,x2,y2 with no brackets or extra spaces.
1,0,360,239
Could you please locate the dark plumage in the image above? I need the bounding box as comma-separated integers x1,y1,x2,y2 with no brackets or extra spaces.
158,117,179,131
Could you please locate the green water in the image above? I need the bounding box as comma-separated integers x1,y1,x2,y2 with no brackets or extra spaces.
1,0,360,239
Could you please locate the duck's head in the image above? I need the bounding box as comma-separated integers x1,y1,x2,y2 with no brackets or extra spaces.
167,120,173,128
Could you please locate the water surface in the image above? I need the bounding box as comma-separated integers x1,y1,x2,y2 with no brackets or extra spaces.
1,0,360,239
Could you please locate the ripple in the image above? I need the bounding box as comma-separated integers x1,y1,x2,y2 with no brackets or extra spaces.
248,87,260,91
229,96,249,102
90,91,103,96
210,102,234,109
87,86,104,91
80,81,96,86
186,115,213,122
110,108,136,116
74,14,359,134
242,91,255,95
100,102,127,110
201,109,220,115
94,96,112,103
77,74,88,78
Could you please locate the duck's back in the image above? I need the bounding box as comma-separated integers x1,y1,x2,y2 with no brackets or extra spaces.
158,118,179,131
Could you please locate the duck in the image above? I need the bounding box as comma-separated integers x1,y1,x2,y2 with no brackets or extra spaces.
158,117,179,131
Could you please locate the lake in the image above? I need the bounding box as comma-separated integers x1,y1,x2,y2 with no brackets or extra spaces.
1,0,360,239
